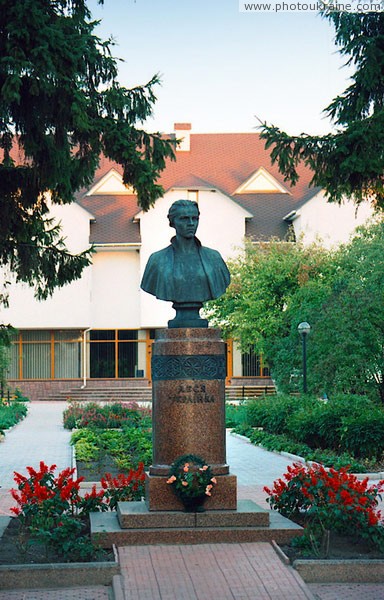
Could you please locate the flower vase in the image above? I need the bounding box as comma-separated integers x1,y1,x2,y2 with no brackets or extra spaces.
180,494,207,512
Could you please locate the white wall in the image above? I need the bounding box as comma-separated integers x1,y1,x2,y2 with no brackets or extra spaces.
293,191,374,247
232,342,243,377
0,202,93,329
138,189,250,328
91,249,141,328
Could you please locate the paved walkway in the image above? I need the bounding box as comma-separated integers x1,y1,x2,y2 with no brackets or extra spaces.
0,402,72,489
0,402,382,600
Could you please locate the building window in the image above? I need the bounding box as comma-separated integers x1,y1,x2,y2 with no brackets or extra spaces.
9,329,149,380
88,329,144,379
9,330,82,380
241,347,270,377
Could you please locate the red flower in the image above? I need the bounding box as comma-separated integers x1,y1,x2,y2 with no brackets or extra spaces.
368,511,379,526
340,490,353,505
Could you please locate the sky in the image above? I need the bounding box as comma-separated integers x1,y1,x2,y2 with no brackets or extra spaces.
88,0,351,135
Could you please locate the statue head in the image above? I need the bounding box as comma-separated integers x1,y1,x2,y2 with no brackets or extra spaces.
167,199,200,240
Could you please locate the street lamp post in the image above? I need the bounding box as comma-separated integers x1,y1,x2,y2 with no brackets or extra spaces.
298,322,311,394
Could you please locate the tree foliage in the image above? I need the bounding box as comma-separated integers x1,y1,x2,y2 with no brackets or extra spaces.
0,0,175,300
206,237,331,356
207,220,384,402
259,13,384,209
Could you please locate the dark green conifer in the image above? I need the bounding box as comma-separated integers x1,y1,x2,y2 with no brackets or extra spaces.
0,0,175,300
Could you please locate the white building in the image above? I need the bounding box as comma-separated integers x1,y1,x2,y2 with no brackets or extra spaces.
0,124,372,400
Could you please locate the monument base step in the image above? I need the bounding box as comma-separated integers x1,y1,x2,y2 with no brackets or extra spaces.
118,499,269,528
90,500,303,547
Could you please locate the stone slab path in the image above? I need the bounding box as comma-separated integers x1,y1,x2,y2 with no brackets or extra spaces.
0,401,72,488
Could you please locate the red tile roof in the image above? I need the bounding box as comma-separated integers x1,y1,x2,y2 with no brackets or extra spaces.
79,193,140,244
75,132,317,244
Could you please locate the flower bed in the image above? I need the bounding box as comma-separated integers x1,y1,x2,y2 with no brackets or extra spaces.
0,460,136,590
65,402,152,480
71,426,152,480
9,461,145,564
265,462,384,561
63,401,151,430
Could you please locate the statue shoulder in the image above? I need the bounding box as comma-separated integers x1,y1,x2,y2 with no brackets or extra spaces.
141,244,174,295
199,245,226,264
146,244,173,265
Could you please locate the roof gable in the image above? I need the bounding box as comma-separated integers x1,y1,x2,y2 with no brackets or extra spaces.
86,168,134,196
234,167,289,195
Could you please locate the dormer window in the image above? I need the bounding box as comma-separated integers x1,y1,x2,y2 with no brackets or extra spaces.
234,167,290,195
85,169,134,196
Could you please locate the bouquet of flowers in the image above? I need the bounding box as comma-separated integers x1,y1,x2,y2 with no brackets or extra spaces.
167,453,217,509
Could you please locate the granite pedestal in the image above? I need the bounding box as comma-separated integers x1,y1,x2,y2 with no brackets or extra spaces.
146,327,237,511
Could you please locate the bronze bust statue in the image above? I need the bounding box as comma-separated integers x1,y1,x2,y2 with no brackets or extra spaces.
141,199,230,327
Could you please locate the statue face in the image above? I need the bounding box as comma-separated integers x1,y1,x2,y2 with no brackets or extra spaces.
172,206,199,239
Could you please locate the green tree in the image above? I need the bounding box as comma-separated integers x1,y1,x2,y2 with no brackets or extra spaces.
291,220,384,402
0,0,175,302
206,236,331,363
208,221,384,402
260,13,384,210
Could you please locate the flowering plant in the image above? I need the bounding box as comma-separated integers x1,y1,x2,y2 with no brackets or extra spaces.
101,462,145,509
10,460,146,560
167,454,217,501
264,462,384,555
11,462,85,521
10,461,101,560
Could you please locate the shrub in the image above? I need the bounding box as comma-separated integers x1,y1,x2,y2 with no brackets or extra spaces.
0,399,28,431
13,388,30,402
286,394,373,451
242,392,384,465
225,402,247,428
305,450,367,473
286,407,326,448
234,427,367,472
245,394,304,434
248,428,313,458
264,463,384,555
341,410,384,460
